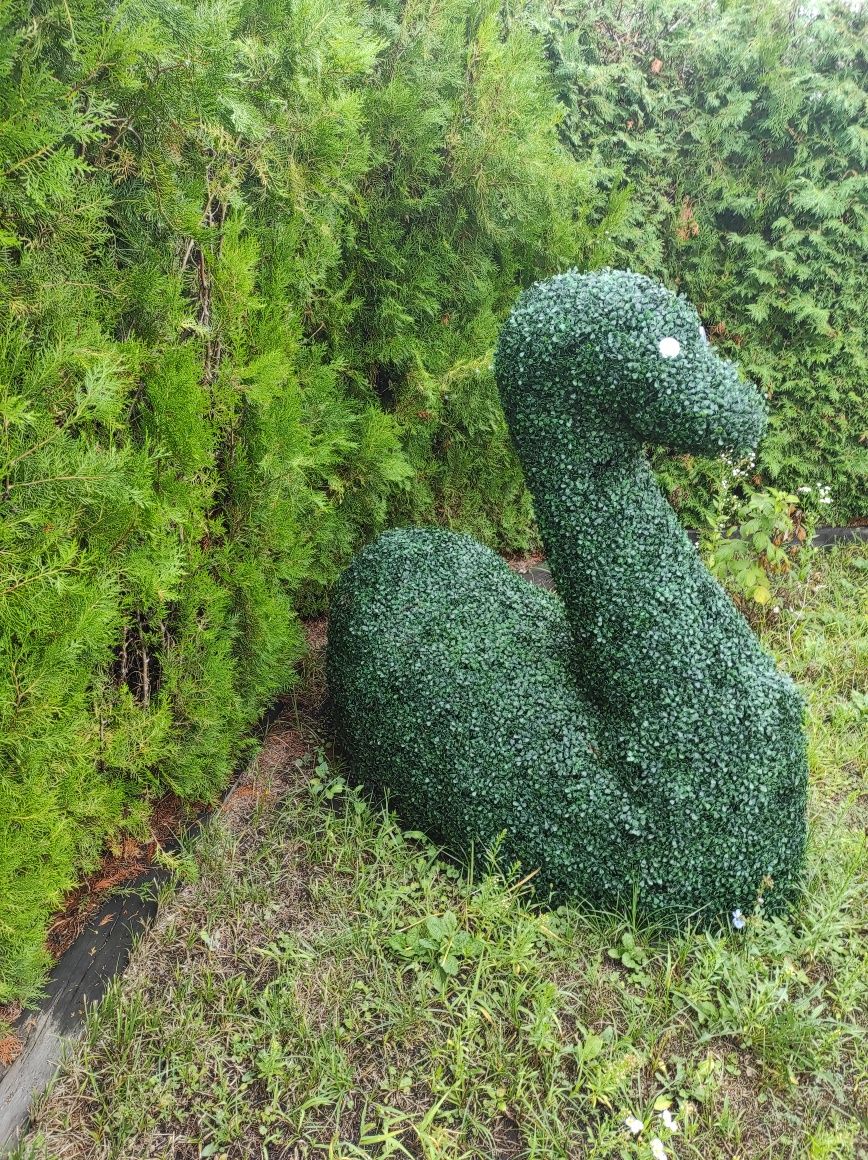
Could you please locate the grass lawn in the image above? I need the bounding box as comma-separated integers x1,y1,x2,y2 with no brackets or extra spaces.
14,548,867,1159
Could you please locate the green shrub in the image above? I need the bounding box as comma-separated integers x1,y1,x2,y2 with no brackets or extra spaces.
535,0,868,525
0,0,590,1002
328,270,808,921
701,485,817,607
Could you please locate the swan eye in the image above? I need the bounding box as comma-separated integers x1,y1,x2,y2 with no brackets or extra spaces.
658,336,681,358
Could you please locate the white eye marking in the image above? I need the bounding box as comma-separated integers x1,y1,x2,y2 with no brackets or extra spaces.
658,336,681,358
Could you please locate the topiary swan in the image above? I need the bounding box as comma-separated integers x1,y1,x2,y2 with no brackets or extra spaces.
327,270,807,921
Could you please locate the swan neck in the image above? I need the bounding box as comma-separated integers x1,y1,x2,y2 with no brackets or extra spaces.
509,404,691,714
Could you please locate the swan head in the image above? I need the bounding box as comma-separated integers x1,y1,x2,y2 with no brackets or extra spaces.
495,268,767,455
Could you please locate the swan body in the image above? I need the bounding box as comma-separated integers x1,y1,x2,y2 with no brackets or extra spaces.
327,270,807,920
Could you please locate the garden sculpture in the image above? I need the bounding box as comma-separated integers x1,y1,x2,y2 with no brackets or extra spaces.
327,269,808,921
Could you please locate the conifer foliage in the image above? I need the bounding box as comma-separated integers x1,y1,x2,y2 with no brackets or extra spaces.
535,0,868,524
0,0,586,1001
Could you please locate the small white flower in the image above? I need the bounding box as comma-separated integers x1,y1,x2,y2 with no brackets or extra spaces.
772,605,781,614
658,336,681,358
732,908,746,930
797,486,811,494
650,1138,668,1160
659,1108,679,1133
624,1115,644,1135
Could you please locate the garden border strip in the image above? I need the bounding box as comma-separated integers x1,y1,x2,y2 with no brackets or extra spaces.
522,527,868,589
0,874,163,1153
0,699,288,1156
686,525,868,547
807,525,868,547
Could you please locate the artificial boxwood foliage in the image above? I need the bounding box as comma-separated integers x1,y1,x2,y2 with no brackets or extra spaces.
328,270,808,921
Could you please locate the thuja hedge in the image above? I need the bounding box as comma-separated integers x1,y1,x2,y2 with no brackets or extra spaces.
534,0,868,525
0,0,596,1002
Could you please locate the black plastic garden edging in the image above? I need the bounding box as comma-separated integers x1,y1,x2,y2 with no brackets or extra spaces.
0,698,287,1155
